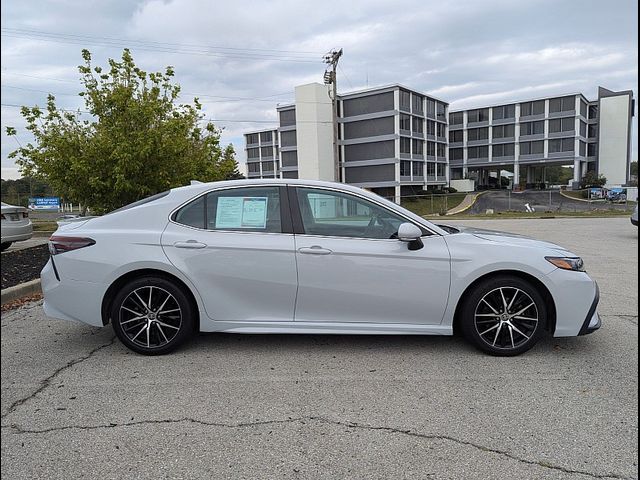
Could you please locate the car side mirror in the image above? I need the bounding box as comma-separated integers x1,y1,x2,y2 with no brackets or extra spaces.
397,223,424,250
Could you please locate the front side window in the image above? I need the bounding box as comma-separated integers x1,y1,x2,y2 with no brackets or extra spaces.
296,188,410,239
173,187,282,232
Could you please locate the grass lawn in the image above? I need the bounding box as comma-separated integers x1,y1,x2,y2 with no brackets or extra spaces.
426,209,634,221
401,194,466,216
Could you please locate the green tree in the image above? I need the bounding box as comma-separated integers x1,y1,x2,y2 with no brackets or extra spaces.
630,161,638,177
580,171,607,189
7,49,240,214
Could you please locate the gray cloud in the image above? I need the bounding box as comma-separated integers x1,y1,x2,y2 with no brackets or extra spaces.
2,0,637,179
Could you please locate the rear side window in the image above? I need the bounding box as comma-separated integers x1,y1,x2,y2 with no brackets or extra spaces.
173,187,282,233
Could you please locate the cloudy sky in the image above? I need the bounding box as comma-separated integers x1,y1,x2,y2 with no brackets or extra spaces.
1,0,637,179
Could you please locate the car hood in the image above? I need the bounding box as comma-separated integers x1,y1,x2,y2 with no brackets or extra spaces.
444,225,573,254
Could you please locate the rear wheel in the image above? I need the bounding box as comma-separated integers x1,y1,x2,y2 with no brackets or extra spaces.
1,242,12,251
111,276,194,355
460,275,547,356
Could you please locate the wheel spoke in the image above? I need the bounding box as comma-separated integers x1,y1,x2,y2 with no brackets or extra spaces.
499,288,509,312
476,313,499,317
121,315,146,325
509,323,530,340
122,306,143,316
507,289,521,312
130,324,148,342
511,302,535,317
133,291,149,310
155,322,170,344
148,286,154,310
513,315,538,323
508,325,515,349
479,323,500,336
481,298,499,314
155,293,172,314
156,320,180,330
158,308,180,315
146,323,151,347
492,323,503,346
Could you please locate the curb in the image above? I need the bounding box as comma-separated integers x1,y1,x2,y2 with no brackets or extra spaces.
446,191,489,216
559,190,593,203
1,279,42,306
33,231,55,237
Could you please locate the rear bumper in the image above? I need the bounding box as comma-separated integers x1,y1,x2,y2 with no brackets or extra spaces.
1,222,33,243
41,259,106,327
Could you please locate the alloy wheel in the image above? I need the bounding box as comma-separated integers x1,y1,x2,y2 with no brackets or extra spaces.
118,285,183,349
474,286,539,350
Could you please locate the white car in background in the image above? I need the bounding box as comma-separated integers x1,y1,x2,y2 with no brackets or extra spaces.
41,180,601,356
1,202,33,251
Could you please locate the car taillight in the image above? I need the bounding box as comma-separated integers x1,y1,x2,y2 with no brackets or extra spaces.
48,236,96,255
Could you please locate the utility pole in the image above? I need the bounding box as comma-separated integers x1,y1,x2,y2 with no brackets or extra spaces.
324,48,343,183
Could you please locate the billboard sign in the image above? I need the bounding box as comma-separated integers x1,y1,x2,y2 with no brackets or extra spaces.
28,197,60,211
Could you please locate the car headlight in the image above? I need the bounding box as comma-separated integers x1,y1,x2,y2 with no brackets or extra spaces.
545,256,585,272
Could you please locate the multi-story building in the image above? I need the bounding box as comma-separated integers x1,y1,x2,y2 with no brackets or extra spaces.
449,86,634,188
244,83,449,201
244,84,634,194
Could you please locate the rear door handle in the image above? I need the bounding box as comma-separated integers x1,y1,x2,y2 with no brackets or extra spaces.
298,245,332,255
174,240,207,249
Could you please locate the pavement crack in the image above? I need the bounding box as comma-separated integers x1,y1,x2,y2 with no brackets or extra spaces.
1,415,632,479
0,335,116,420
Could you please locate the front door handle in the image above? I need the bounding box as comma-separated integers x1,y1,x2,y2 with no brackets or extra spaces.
174,240,207,249
298,245,332,255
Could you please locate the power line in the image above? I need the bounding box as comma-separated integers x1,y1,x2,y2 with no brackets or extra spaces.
1,28,322,63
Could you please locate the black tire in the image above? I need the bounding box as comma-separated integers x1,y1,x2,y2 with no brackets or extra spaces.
460,275,547,356
111,276,194,355
1,242,12,251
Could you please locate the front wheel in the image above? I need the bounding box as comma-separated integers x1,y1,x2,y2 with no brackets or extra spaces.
111,276,194,355
460,275,547,356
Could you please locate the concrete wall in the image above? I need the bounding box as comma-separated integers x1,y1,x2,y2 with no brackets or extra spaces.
450,179,475,192
295,83,335,181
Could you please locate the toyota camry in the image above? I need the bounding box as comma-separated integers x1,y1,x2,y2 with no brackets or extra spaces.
41,179,601,356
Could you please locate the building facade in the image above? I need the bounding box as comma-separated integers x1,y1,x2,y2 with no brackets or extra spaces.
244,84,634,194
449,86,634,188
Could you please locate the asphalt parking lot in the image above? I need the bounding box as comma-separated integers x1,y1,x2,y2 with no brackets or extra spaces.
1,217,637,479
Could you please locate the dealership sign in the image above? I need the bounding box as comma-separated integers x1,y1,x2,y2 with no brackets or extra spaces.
28,197,60,210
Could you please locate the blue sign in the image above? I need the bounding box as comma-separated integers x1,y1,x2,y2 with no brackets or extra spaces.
28,197,60,210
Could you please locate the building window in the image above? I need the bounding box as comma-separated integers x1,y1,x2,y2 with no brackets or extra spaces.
412,94,424,114
520,141,544,155
247,148,260,159
493,143,515,157
400,114,411,132
450,148,463,161
467,127,489,141
412,116,423,134
426,120,436,136
587,143,597,157
580,101,588,118
246,133,259,145
426,141,436,156
449,111,463,125
436,143,445,158
400,160,411,176
548,138,574,153
588,124,597,138
436,123,445,138
436,103,446,121
412,161,423,176
426,99,436,117
260,131,273,143
399,90,411,111
493,124,515,138
400,137,411,154
549,96,575,113
426,162,436,176
412,139,424,155
260,146,273,158
437,163,445,177
562,138,574,152
588,104,598,119
280,130,297,147
262,161,274,172
520,100,545,117
449,130,463,143
579,121,587,137
468,145,489,159
549,118,575,133
520,121,544,136
579,141,586,157
468,108,489,123
279,109,296,127
247,162,260,173
493,104,515,120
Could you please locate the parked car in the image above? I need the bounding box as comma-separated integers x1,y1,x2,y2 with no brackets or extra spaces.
632,205,638,226
41,180,601,356
1,202,33,251
606,188,627,203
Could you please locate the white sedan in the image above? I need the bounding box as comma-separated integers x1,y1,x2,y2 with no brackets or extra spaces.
1,202,33,251
41,180,601,356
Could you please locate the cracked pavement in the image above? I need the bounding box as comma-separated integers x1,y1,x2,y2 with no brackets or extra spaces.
1,217,637,479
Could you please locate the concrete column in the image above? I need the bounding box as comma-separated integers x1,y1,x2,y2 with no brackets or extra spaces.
526,166,534,183
513,163,520,190
394,185,401,205
573,159,581,182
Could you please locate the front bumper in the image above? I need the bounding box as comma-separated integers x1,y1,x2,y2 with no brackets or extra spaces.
578,282,601,335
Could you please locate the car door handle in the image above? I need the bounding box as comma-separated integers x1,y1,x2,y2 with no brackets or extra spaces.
174,240,207,249
298,245,332,255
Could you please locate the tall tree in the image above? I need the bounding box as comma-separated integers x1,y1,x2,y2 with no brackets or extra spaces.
7,49,240,214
